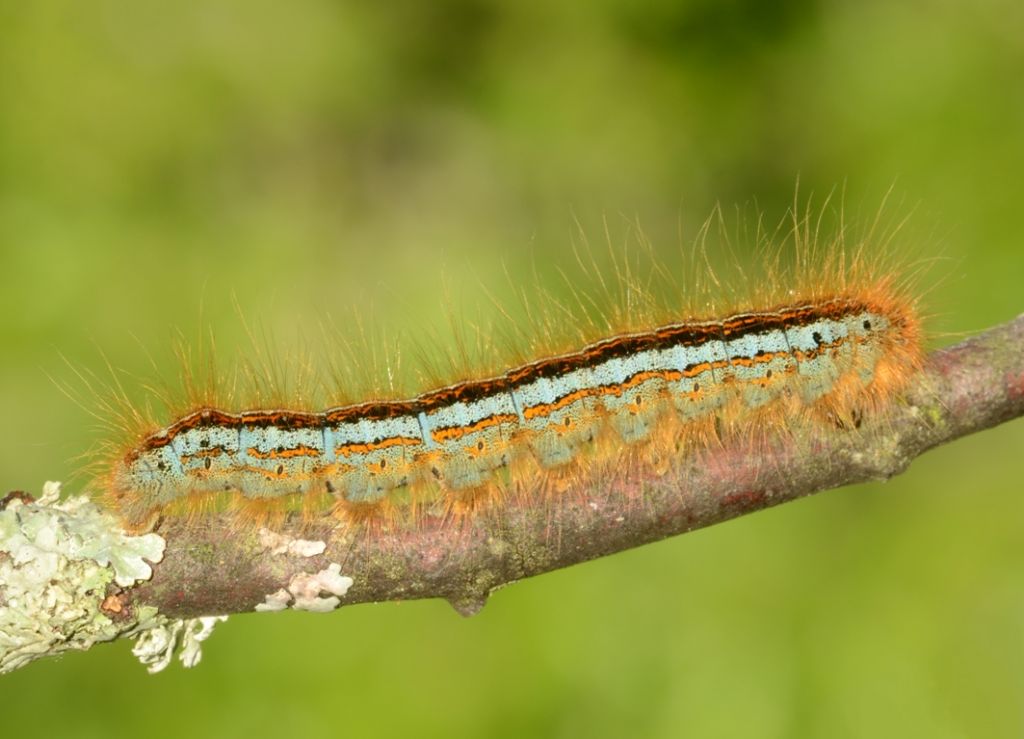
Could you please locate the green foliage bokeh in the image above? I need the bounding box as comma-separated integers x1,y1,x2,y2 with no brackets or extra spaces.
1,2,1022,737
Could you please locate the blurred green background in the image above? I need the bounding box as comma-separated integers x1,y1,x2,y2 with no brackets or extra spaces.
2,1,1023,737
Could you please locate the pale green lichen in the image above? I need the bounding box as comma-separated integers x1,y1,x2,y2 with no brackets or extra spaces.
258,527,327,557
0,481,187,674
254,563,353,613
131,615,228,673
255,588,292,612
0,483,243,674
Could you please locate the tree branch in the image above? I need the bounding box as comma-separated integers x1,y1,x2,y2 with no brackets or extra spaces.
2,315,1022,673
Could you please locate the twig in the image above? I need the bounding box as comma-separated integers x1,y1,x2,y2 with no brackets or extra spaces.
2,315,1022,673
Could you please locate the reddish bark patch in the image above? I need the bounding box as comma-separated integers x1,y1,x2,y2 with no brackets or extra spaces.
721,489,766,512
1,490,34,508
1006,369,1024,401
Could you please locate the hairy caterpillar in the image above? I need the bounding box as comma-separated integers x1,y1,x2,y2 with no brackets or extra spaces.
94,212,925,531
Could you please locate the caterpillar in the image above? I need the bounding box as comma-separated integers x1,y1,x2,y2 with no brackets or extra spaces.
95,214,925,531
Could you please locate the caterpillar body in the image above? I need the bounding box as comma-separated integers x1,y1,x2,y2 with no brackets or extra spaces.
104,242,923,530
